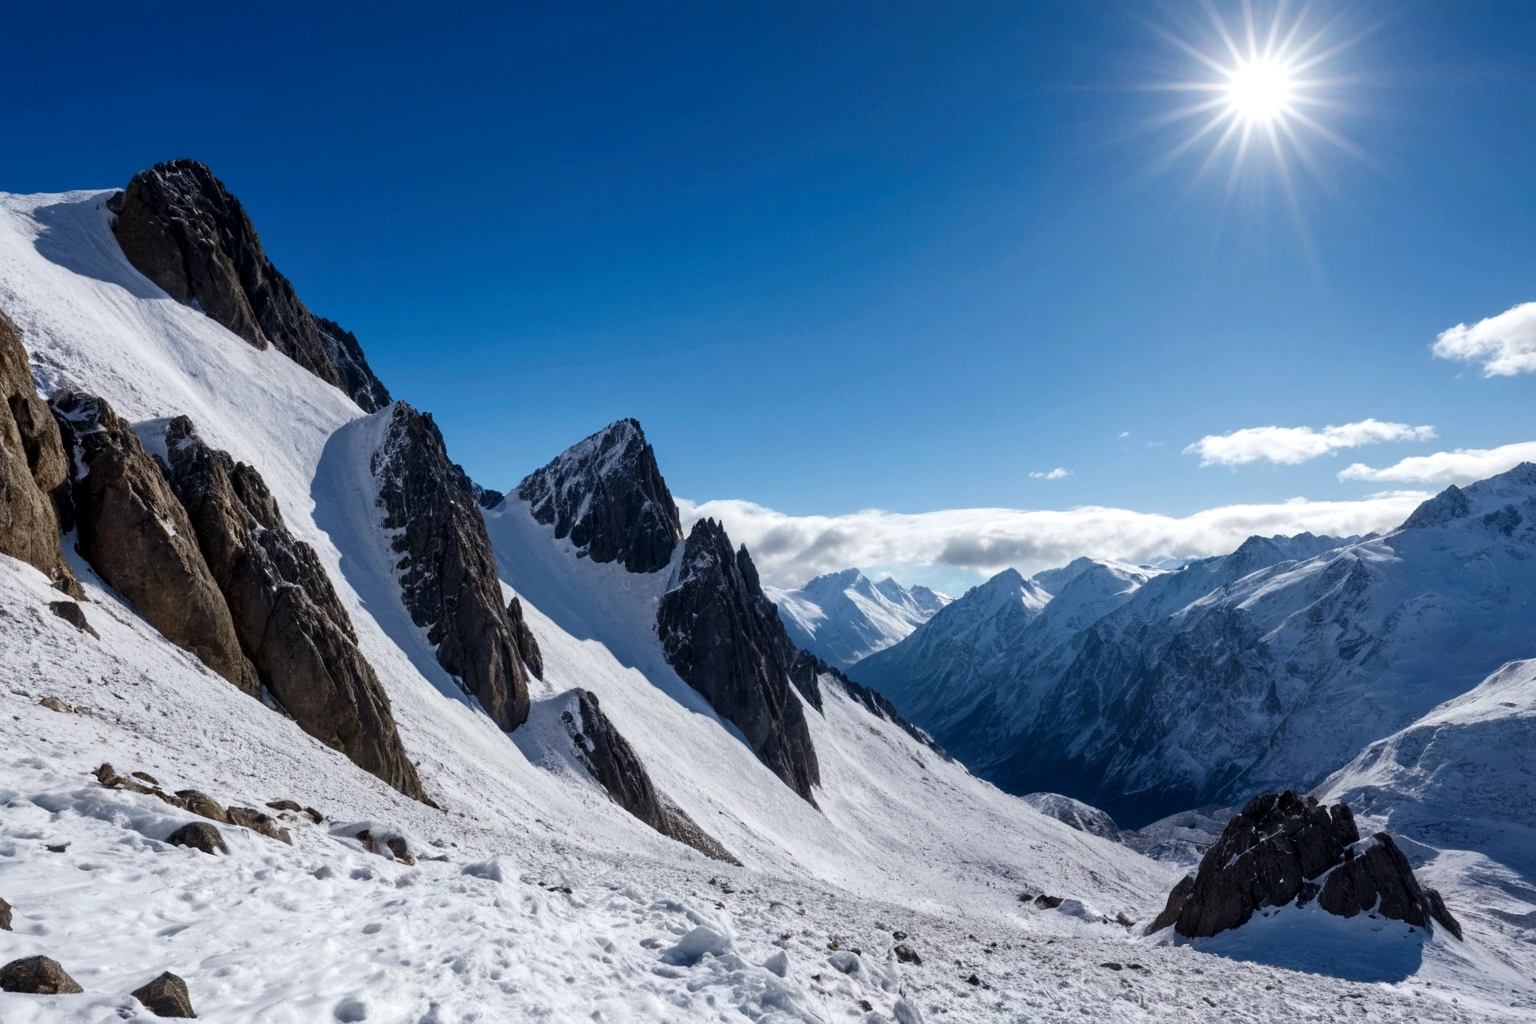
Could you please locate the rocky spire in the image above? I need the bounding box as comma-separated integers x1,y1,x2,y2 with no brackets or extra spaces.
50,390,258,694
517,418,683,574
657,518,820,804
161,416,425,800
0,309,79,596
372,402,530,730
108,160,391,412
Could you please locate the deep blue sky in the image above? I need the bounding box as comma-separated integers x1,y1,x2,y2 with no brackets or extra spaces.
4,1,1534,519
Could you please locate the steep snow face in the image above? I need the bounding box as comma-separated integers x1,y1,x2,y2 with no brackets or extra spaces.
1318,658,1536,879
767,568,950,669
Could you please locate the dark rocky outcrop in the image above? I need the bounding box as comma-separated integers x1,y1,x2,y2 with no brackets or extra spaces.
50,390,257,694
517,419,683,574
108,160,390,411
0,895,11,931
160,416,424,799
657,518,820,804
0,309,80,596
132,971,197,1018
561,688,737,863
506,596,544,680
167,821,228,855
176,790,228,823
471,481,504,510
372,402,529,730
48,601,98,637
1148,791,1461,940
0,955,83,994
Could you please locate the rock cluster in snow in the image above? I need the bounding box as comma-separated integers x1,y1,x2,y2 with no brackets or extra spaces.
161,415,425,800
516,418,683,574
371,401,531,730
658,518,821,804
107,160,391,411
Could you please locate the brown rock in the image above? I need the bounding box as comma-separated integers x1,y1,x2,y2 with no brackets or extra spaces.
38,695,74,713
160,417,423,799
50,390,257,694
166,821,228,855
303,806,324,824
0,896,11,930
266,799,302,813
174,790,227,823
132,770,160,785
0,308,79,597
227,806,292,845
0,955,84,994
47,601,98,638
894,943,922,965
131,971,196,1018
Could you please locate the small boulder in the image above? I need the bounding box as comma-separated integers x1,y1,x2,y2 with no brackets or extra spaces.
132,770,160,786
893,942,921,965
167,821,228,856
0,895,11,930
1033,894,1063,909
354,829,415,865
266,799,303,813
38,695,76,713
48,601,98,638
303,806,323,824
227,807,292,845
175,790,228,823
131,971,196,1018
0,955,84,994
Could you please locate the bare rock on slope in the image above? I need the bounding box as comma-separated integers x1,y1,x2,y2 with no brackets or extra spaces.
657,518,820,804
372,402,529,730
562,688,737,863
517,418,683,574
50,389,258,694
161,416,425,800
108,159,390,411
506,596,544,680
131,970,197,1017
0,955,83,994
0,308,79,596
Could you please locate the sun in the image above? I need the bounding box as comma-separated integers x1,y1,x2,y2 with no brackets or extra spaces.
1225,57,1295,124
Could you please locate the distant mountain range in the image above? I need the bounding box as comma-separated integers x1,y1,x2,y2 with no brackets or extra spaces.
766,569,949,669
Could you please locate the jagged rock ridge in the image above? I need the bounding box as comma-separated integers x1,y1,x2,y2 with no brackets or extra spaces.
657,518,820,804
50,389,258,693
506,596,544,680
1148,791,1460,940
561,688,736,863
372,402,529,730
0,308,79,596
160,416,425,799
108,160,391,411
517,418,682,574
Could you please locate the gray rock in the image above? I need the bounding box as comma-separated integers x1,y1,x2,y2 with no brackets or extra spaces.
517,419,682,574
0,955,83,994
131,971,196,1017
110,161,390,411
161,417,424,799
1319,832,1463,938
47,601,97,638
371,403,529,730
0,308,80,597
657,519,820,804
50,390,257,694
561,688,736,862
506,596,544,680
166,821,228,855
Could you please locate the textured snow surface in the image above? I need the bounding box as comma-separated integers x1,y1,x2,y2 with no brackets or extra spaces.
767,569,950,670
0,186,1529,1020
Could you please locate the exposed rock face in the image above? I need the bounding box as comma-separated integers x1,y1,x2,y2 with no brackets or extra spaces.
1148,791,1461,940
167,821,228,855
561,688,736,863
0,895,11,931
48,600,98,637
160,416,424,799
371,403,529,730
517,419,682,574
0,955,83,994
657,518,820,804
109,160,390,411
50,390,257,694
132,971,197,1018
0,309,79,596
506,596,544,680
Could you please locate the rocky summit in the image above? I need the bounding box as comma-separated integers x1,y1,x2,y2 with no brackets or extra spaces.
517,418,683,574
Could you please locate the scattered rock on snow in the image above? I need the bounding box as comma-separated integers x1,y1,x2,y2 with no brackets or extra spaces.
0,954,84,994
167,821,229,856
38,695,76,713
176,790,229,824
47,601,98,637
0,895,10,930
894,942,921,965
227,806,293,844
131,970,196,1017
267,799,303,813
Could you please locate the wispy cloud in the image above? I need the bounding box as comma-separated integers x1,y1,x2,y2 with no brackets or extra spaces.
1339,440,1536,486
1184,419,1436,467
1029,467,1071,480
1433,302,1536,376
676,492,1429,587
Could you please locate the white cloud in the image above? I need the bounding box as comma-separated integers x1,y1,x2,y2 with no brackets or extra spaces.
1118,431,1131,439
1432,302,1536,376
676,491,1429,588
1184,419,1436,467
1339,440,1536,486
1029,467,1071,480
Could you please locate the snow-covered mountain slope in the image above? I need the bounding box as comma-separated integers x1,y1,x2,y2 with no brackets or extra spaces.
767,569,948,670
